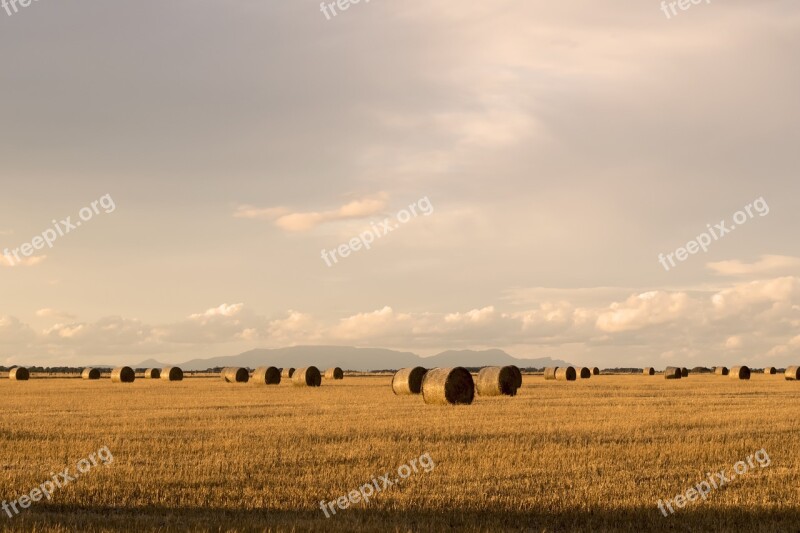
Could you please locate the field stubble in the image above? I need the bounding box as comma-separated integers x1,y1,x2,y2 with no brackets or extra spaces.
0,374,798,532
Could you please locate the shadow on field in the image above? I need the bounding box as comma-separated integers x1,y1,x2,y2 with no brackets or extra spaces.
4,505,799,532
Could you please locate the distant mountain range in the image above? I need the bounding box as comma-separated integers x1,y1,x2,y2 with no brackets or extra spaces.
129,346,574,372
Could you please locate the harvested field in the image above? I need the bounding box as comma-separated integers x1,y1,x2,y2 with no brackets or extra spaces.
0,374,798,532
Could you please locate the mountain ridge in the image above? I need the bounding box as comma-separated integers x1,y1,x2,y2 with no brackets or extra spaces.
129,346,574,371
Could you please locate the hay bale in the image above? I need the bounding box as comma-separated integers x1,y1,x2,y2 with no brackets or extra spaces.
161,367,183,381
544,367,559,380
730,366,751,380
681,368,689,377
392,367,427,395
509,365,522,388
281,367,295,379
785,366,800,381
715,366,729,376
592,367,600,375
556,367,577,381
764,367,777,375
143,368,161,379
324,367,344,380
664,367,682,380
476,366,518,396
252,366,281,385
111,367,135,383
643,367,655,376
422,367,474,405
9,367,29,381
221,367,249,383
292,366,322,387
81,368,101,380
579,367,591,379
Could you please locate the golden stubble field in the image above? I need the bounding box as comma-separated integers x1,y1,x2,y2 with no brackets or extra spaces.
0,374,798,532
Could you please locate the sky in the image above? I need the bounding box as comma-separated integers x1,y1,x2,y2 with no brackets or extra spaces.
1,0,799,368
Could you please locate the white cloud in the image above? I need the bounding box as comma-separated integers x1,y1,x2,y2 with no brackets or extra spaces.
233,193,389,232
189,303,245,320
35,309,77,320
596,291,695,333
707,255,800,277
3,275,800,367
0,255,47,267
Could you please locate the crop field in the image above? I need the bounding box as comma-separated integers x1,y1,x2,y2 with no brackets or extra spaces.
1,374,799,532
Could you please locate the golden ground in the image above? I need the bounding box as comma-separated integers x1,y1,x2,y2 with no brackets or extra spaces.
0,374,798,532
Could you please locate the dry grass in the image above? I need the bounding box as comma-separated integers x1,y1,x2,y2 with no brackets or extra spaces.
0,375,799,532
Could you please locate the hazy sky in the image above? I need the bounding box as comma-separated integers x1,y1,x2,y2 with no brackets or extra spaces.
2,1,799,367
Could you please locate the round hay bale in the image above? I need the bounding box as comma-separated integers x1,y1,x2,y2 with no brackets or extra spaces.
715,366,729,376
324,367,344,380
81,368,101,380
509,365,522,388
730,366,751,380
281,367,295,379
422,367,474,405
111,367,135,383
664,367,682,380
785,366,800,381
544,367,559,380
592,367,600,376
392,367,427,395
764,367,777,375
221,367,249,383
161,367,183,381
9,367,29,381
556,367,577,381
579,367,591,379
143,368,161,379
292,366,322,387
681,368,689,377
252,366,281,385
643,367,655,376
476,366,518,397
